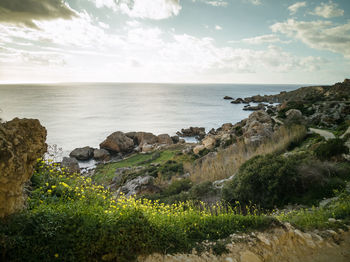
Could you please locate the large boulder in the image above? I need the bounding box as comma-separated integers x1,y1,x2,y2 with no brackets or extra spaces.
69,146,94,161
202,136,216,150
177,127,206,139
135,132,158,146
0,118,47,217
61,157,80,174
242,110,274,144
119,176,160,197
100,131,134,153
157,134,173,145
93,149,110,161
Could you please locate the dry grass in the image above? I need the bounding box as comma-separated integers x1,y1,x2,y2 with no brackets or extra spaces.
187,125,307,183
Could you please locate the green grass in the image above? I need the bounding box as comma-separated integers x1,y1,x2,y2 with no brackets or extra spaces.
93,150,179,184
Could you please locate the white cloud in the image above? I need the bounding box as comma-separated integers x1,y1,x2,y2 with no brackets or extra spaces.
271,19,350,58
311,1,344,18
288,2,306,15
241,34,287,44
193,0,228,7
215,25,222,30
91,0,181,20
244,0,261,6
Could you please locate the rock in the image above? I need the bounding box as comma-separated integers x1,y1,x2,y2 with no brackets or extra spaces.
193,145,205,154
93,149,110,161
240,250,262,262
100,131,134,154
119,176,160,197
242,110,273,144
61,157,80,174
285,109,304,125
69,146,94,161
171,135,180,144
202,136,216,150
141,144,154,153
243,103,266,111
177,127,206,139
125,131,138,144
230,98,244,104
221,123,233,131
135,132,158,146
0,118,47,217
157,134,173,145
224,96,233,100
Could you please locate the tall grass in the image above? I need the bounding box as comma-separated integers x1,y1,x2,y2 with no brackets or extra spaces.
187,125,307,183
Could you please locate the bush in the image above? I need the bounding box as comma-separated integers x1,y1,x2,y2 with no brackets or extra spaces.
222,153,347,209
314,138,349,160
189,182,218,201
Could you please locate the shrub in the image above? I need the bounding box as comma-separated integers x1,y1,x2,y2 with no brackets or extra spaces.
222,154,347,209
189,182,218,201
314,138,349,160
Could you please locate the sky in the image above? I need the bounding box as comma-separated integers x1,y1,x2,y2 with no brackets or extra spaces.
0,0,349,84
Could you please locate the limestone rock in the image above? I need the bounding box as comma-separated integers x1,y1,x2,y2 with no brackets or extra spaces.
69,146,94,161
0,118,47,217
93,149,110,161
193,145,205,154
119,176,160,197
136,132,158,146
61,157,80,174
157,134,173,145
202,136,216,150
100,131,134,153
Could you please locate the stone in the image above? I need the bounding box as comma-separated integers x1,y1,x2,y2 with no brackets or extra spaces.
177,127,206,139
171,135,180,144
69,146,94,161
61,157,80,174
100,131,134,153
93,149,110,161
141,144,154,153
202,136,216,150
193,145,205,154
240,251,262,262
0,118,47,217
135,132,158,146
157,134,173,145
224,96,233,100
119,176,160,197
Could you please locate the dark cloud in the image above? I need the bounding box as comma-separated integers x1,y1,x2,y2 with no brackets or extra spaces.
0,0,76,27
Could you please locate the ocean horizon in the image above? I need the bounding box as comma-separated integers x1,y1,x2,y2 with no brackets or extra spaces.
0,83,301,155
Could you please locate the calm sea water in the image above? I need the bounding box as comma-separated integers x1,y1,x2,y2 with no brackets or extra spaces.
0,83,300,155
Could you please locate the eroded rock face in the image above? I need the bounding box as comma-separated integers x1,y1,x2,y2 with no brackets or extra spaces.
100,131,134,154
157,134,173,145
242,110,274,144
0,118,47,217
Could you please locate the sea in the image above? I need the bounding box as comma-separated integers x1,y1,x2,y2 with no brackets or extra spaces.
0,83,301,156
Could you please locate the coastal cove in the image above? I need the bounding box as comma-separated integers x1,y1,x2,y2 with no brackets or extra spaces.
0,83,299,155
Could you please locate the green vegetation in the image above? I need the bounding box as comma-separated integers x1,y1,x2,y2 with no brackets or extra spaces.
0,160,274,262
314,138,349,160
222,154,349,209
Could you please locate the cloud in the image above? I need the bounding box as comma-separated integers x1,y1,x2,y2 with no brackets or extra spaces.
311,1,344,18
240,34,287,44
215,25,222,30
192,0,228,7
0,0,76,28
92,0,181,20
244,0,261,6
288,2,306,15
271,19,350,58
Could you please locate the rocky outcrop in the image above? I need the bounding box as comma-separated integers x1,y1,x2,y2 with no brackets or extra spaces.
100,131,134,154
93,149,110,161
0,118,47,217
177,127,206,139
69,146,94,161
140,223,350,262
239,79,350,104
157,134,173,145
118,176,160,197
61,157,80,174
242,110,274,144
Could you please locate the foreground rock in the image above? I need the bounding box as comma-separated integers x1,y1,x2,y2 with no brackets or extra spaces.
100,131,134,154
61,157,80,174
0,118,47,217
140,223,350,262
93,149,110,161
69,146,94,161
242,110,273,144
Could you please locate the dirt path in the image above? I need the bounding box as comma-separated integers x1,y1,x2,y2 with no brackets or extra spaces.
309,128,335,140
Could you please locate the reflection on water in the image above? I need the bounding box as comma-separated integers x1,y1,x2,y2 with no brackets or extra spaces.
0,83,299,154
